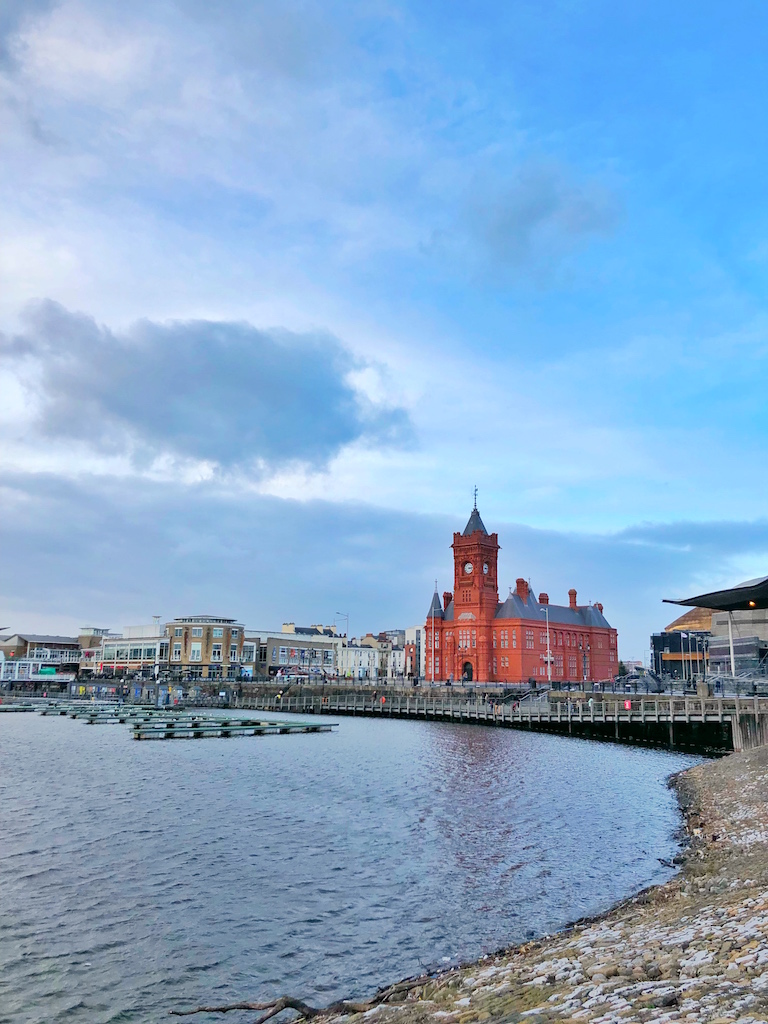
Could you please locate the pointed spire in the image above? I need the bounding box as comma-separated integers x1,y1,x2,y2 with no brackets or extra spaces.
462,504,488,537
427,589,444,619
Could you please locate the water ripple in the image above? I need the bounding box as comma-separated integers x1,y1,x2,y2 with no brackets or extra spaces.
0,712,699,1023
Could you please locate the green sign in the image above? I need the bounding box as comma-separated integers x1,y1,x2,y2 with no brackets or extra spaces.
38,667,56,676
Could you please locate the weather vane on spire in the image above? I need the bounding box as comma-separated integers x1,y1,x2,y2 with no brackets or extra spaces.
473,485,478,510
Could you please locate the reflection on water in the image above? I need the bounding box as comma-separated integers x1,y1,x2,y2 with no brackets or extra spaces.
0,712,699,1024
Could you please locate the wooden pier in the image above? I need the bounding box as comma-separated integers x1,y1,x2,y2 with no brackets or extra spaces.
132,719,334,740
1,699,338,742
240,692,768,754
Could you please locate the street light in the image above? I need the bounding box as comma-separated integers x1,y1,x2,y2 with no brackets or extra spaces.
542,603,551,685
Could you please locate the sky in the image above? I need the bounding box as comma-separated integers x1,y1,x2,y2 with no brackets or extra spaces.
3,0,768,659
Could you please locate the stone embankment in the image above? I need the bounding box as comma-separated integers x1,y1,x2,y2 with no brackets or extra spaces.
328,748,768,1024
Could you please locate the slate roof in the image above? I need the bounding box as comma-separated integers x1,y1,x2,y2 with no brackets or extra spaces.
499,593,614,622
429,594,611,627
426,592,444,620
462,507,488,536
494,593,611,627
2,634,80,645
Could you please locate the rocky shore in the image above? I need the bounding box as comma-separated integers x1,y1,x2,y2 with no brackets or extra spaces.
328,748,768,1024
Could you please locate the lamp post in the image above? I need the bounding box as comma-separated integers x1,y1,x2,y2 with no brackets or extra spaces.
431,580,437,685
542,603,551,684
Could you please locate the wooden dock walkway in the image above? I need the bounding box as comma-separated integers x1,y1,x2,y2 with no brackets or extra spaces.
1,699,338,742
241,693,768,754
132,719,335,740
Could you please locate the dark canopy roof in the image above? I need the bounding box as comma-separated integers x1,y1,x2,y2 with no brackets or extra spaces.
462,507,488,536
664,575,768,612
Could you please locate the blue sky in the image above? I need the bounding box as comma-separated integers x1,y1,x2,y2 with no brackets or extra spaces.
2,0,768,658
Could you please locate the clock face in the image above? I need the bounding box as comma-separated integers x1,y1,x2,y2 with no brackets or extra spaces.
464,561,473,574
483,563,489,574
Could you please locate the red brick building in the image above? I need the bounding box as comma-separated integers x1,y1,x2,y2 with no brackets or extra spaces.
425,504,618,684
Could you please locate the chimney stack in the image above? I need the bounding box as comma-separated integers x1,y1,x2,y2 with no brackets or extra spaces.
569,588,577,609
516,578,529,601
539,592,549,605
443,591,453,611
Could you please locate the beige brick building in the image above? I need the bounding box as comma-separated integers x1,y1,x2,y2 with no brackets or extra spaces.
166,615,245,680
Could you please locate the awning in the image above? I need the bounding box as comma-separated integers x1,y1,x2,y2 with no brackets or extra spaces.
664,575,768,612
664,574,768,677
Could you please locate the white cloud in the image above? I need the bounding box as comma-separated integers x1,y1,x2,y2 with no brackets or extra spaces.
12,1,158,98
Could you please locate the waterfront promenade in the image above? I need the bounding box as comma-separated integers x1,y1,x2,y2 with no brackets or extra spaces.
243,692,768,754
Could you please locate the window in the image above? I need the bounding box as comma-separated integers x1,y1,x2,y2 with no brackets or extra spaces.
143,646,156,659
597,638,603,649
493,631,497,648
512,629,517,648
242,644,255,662
279,647,287,665
259,645,267,662
493,656,497,673
539,631,546,646
609,651,615,663
213,627,224,638
569,655,577,676
610,634,616,647
435,657,440,673
174,627,183,637
159,642,169,659
471,630,476,648
555,654,563,674
230,644,238,662
231,629,239,637
211,644,222,661
172,644,181,661
130,647,142,660
104,646,116,660
192,627,203,638
525,629,534,650
190,642,202,662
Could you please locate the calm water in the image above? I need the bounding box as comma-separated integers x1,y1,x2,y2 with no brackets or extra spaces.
0,711,700,1024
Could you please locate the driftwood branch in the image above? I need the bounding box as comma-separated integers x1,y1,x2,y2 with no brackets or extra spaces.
170,975,432,1021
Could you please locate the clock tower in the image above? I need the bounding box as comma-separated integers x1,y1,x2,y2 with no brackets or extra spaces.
451,499,499,618
425,496,618,685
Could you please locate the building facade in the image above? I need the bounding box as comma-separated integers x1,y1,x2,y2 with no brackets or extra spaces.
404,625,425,680
166,616,245,680
249,624,339,678
425,505,618,685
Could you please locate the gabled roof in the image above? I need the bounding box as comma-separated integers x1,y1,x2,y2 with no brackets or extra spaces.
0,634,79,646
427,592,444,620
462,507,488,536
